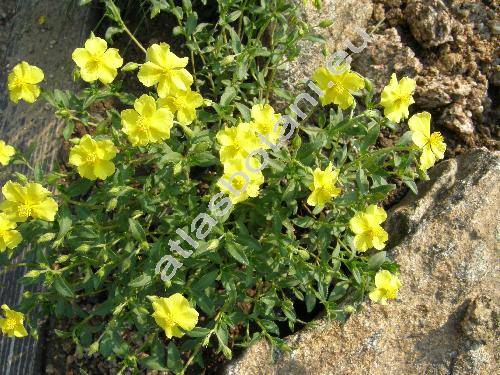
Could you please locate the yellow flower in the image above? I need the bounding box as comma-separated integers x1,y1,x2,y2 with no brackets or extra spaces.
216,122,261,162
218,157,265,204
0,304,28,338
157,88,203,125
369,270,402,305
72,36,123,84
0,140,15,166
380,73,416,123
312,64,365,109
0,181,58,223
307,163,341,207
121,94,174,146
138,43,193,98
408,112,446,171
151,293,199,339
250,103,282,146
349,204,388,252
7,61,44,103
0,214,22,253
69,134,118,180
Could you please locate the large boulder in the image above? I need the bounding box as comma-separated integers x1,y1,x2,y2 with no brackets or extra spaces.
226,148,500,375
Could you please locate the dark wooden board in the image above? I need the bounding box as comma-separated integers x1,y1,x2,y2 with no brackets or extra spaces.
0,1,97,373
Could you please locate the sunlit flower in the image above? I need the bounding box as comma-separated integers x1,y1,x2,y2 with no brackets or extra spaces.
7,62,44,103
150,293,199,339
0,181,58,223
349,204,388,252
307,163,341,207
138,43,193,98
69,134,118,180
121,94,174,146
216,122,260,162
250,103,282,146
0,304,28,338
369,270,402,305
72,35,123,84
380,73,416,123
0,141,15,166
312,64,365,109
408,111,446,171
157,88,203,125
0,214,22,253
218,157,265,204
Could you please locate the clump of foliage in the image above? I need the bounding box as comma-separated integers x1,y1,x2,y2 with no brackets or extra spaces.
0,0,445,372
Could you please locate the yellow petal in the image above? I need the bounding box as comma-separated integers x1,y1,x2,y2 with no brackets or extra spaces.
349,213,369,234
85,36,107,55
146,43,170,67
93,160,115,180
420,146,436,170
353,232,372,252
72,48,91,68
408,112,431,139
137,62,162,87
32,198,58,222
102,48,123,69
134,94,157,117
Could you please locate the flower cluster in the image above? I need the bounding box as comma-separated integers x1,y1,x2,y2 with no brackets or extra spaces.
216,103,281,204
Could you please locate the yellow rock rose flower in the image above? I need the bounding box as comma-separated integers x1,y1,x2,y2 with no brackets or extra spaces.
0,214,22,253
72,36,123,84
307,162,341,207
0,304,28,338
216,122,261,162
349,204,388,252
0,181,58,223
7,61,44,103
380,73,416,123
121,94,174,146
0,140,15,166
151,293,199,339
250,103,282,146
138,43,193,98
69,134,118,180
369,270,402,305
218,157,265,204
408,112,446,171
157,88,203,125
312,64,365,109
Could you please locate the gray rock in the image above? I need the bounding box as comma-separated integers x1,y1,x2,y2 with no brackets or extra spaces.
226,148,500,375
279,0,373,94
405,0,454,48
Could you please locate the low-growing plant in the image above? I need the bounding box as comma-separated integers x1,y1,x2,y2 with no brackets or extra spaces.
0,0,446,372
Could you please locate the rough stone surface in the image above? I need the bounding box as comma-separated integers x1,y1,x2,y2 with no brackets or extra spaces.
352,0,498,143
279,0,373,94
405,0,454,48
226,148,500,375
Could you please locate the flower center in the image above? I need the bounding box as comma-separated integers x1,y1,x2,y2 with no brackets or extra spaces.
86,153,98,163
18,204,32,218
163,312,175,327
232,176,246,191
4,318,16,331
136,116,151,133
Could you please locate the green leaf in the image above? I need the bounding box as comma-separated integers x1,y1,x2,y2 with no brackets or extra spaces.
368,251,387,270
403,177,418,194
129,218,147,243
226,240,249,265
219,86,237,107
128,274,152,288
53,275,75,298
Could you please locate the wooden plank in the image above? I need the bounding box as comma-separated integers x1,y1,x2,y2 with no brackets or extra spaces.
0,1,98,373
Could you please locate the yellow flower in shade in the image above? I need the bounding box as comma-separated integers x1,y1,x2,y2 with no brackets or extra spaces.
369,270,402,305
307,163,341,207
218,157,265,204
380,73,416,123
0,304,28,338
121,94,174,146
7,62,44,103
0,140,15,166
157,89,203,125
216,122,260,162
138,43,193,98
312,64,365,109
0,214,22,253
0,181,58,223
349,204,388,252
408,112,446,171
150,293,199,339
250,103,282,146
69,134,118,180
72,36,123,84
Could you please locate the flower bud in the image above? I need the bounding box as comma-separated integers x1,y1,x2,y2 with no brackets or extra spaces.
221,55,235,66
319,19,334,28
122,62,139,72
